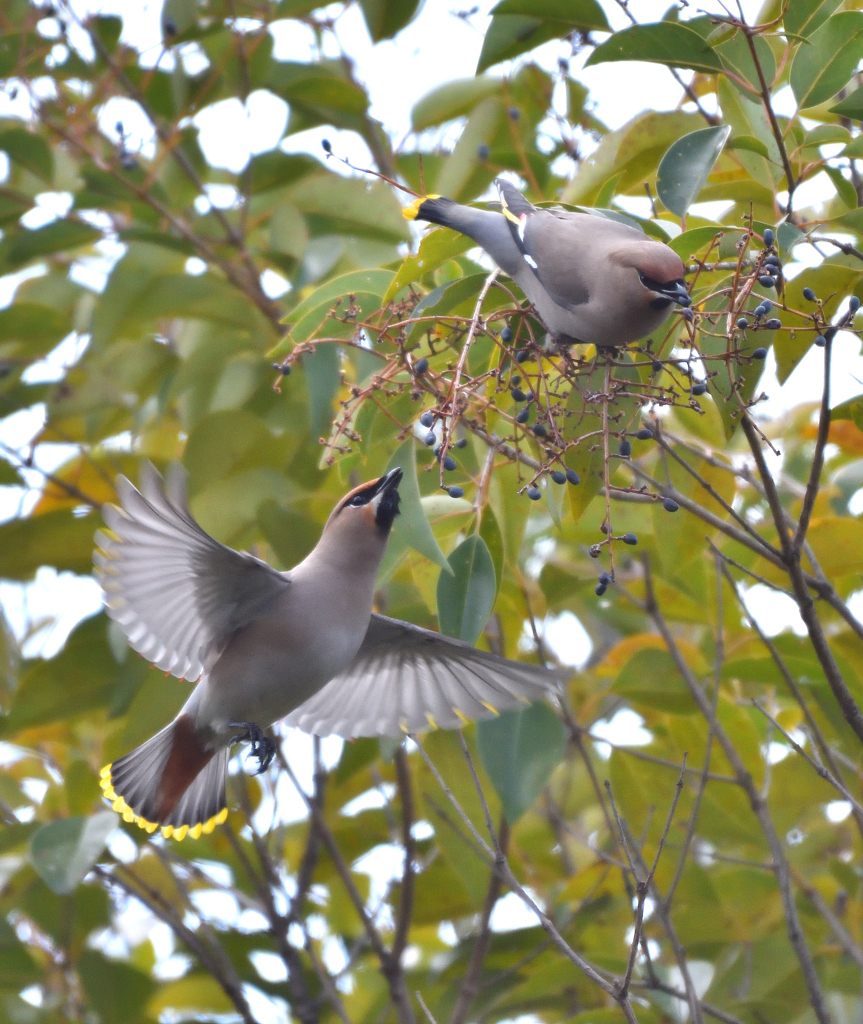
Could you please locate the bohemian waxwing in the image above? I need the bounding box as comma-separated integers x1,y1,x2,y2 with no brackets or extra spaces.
95,463,561,839
403,178,690,348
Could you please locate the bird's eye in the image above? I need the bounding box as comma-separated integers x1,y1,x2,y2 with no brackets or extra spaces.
347,494,367,507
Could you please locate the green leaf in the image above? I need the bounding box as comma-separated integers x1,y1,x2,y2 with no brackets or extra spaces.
78,949,156,1024
249,150,320,193
0,127,53,182
289,175,410,244
2,615,123,735
437,535,496,644
784,0,843,39
386,441,451,572
477,701,566,823
715,30,775,96
383,226,474,303
0,302,72,359
359,0,423,42
777,262,861,381
148,975,235,1017
0,919,41,988
613,647,697,713
0,507,100,579
0,220,101,274
656,125,731,218
832,393,863,429
727,134,770,158
830,85,863,121
586,23,724,75
824,164,857,209
29,811,117,894
790,12,863,110
411,77,503,132
478,0,610,75
267,61,369,133
0,457,23,486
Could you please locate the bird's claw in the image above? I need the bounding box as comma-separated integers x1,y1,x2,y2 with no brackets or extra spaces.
228,722,277,775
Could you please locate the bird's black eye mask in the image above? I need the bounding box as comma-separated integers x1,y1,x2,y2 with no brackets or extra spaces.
339,468,402,530
638,271,692,309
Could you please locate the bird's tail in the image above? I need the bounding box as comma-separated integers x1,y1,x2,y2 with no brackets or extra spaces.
402,194,459,227
99,716,228,841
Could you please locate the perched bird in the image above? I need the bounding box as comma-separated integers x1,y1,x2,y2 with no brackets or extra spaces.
403,178,690,348
96,464,561,840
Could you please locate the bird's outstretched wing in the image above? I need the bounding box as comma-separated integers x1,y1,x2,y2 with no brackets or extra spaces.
94,463,289,681
285,613,565,737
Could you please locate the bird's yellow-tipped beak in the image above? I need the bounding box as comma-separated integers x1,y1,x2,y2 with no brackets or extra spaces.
402,195,440,220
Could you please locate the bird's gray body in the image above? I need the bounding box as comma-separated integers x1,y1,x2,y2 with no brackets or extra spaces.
188,552,377,742
406,181,689,348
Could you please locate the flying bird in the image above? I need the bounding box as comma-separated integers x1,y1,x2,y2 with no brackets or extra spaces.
403,178,690,348
96,464,561,840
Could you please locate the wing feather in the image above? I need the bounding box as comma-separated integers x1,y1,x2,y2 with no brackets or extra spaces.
285,614,564,737
95,462,290,681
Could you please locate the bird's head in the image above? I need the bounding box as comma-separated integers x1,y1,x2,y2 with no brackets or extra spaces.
325,468,403,537
616,242,691,310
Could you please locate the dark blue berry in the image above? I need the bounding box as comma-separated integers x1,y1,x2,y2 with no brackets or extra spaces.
802,287,816,302
527,486,541,500
455,437,467,449
420,411,434,428
758,275,776,288
477,143,489,161
595,582,607,597
515,349,530,363
623,533,638,545
511,375,521,386
322,138,332,154
532,424,547,438
516,406,530,424
636,428,654,440
752,347,767,359
164,16,177,34
737,317,749,329
765,255,781,269
663,498,679,512
850,296,861,312
501,326,513,343
753,304,767,318
507,106,520,120
600,522,612,535
598,573,611,585
763,228,775,246
691,383,707,396
272,362,291,376
414,357,429,375
765,319,781,330
815,335,826,347
511,388,527,402
652,360,663,373
566,469,580,485
443,456,457,472
551,470,566,484
447,486,464,498
424,431,436,445
619,439,632,457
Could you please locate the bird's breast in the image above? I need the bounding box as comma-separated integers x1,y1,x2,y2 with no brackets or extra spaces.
200,578,373,732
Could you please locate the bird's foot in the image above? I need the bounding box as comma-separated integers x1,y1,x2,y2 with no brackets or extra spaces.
228,722,277,775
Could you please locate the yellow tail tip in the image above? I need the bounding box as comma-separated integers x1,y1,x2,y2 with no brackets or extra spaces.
402,194,440,221
100,764,228,841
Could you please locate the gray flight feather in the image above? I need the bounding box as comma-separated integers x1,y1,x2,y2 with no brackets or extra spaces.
95,462,290,680
285,613,564,737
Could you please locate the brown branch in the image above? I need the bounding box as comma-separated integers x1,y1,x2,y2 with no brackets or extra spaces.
449,817,510,1024
636,558,834,1024
97,864,258,1024
741,415,863,747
